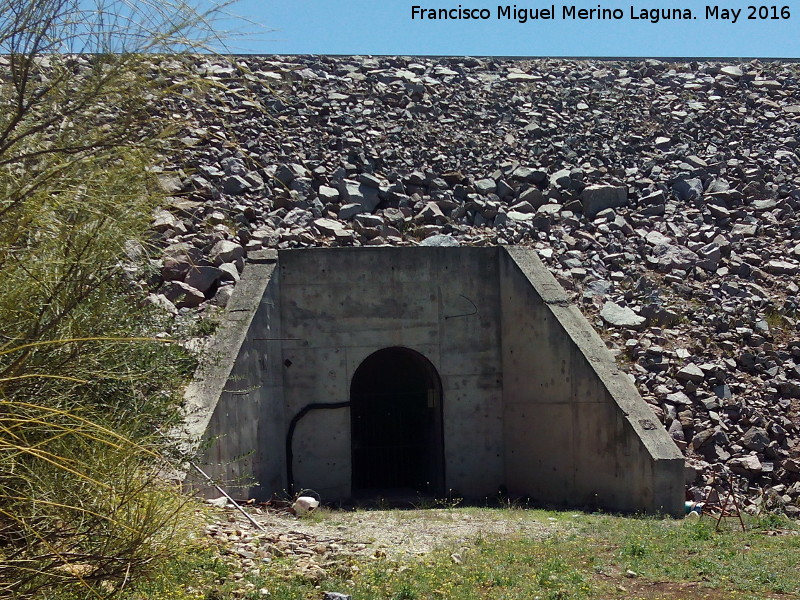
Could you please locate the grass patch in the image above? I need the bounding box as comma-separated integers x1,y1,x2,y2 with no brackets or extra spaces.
122,543,231,600
116,508,800,600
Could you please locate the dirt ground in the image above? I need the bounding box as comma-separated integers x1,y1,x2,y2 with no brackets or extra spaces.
268,506,558,556
207,503,560,558
204,504,797,600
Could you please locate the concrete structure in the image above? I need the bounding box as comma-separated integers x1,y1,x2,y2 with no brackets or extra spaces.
184,246,684,515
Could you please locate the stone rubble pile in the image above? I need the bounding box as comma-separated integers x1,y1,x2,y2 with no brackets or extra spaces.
203,514,369,591
201,505,408,596
145,55,800,513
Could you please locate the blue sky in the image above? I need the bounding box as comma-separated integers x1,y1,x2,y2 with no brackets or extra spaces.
212,0,799,57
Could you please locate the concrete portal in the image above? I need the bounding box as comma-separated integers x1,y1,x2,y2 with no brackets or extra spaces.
350,347,444,495
183,246,685,515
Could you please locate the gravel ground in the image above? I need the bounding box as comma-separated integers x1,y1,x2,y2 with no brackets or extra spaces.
203,502,562,587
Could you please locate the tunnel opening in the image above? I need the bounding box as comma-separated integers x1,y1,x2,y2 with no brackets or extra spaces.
350,347,444,496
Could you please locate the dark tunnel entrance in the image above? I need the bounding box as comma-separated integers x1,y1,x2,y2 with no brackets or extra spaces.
350,347,444,496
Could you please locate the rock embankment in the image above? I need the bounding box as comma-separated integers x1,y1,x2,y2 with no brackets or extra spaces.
146,56,800,513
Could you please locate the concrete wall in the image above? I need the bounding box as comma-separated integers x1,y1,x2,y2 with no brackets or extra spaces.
189,246,684,514
184,250,286,498
499,247,685,514
279,247,504,498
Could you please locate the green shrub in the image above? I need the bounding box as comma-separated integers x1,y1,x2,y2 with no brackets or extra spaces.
0,2,238,598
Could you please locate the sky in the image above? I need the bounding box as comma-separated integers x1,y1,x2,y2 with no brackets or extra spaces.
211,0,800,58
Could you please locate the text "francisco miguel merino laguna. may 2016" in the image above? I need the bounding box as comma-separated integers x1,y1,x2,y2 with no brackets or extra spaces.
411,5,791,24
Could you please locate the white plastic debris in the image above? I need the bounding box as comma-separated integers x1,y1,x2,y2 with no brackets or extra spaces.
292,495,319,516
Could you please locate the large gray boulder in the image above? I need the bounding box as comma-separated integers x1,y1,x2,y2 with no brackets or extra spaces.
337,179,381,213
580,184,627,218
600,301,646,330
210,240,245,266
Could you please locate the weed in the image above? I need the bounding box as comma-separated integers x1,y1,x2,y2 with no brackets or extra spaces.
392,584,418,600
754,511,794,530
763,308,798,344
620,538,650,558
411,493,464,510
685,519,714,541
764,309,787,331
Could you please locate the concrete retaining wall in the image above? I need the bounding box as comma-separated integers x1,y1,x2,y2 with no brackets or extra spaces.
186,246,684,515
500,247,684,514
182,250,285,497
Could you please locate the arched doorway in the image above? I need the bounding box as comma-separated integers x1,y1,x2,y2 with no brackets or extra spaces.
350,347,444,495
